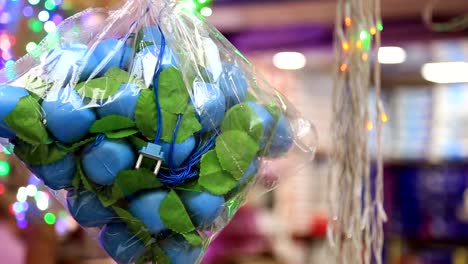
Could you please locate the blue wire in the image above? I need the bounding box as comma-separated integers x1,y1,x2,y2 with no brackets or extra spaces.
167,115,183,169
83,134,107,154
143,26,217,186
158,133,217,186
153,26,166,143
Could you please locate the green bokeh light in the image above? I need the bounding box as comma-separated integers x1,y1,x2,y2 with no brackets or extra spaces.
44,0,57,11
359,30,372,51
28,19,43,33
0,161,10,177
2,146,11,155
44,212,56,225
377,22,384,31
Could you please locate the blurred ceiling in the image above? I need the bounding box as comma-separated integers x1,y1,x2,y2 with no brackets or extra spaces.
208,0,468,51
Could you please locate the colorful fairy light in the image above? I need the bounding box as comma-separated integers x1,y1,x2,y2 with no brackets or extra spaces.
0,160,10,177
342,41,350,52
44,212,56,225
340,63,348,72
361,53,368,61
345,17,352,27
38,10,50,22
0,183,5,195
11,177,71,231
28,0,41,5
367,121,374,131
381,113,388,123
23,6,34,17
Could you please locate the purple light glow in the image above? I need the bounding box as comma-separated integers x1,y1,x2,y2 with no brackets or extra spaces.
23,6,34,17
52,14,62,24
17,219,28,229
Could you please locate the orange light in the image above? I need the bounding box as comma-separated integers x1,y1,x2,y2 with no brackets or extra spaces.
381,113,388,123
340,64,348,72
342,41,350,52
356,40,363,49
367,121,374,131
361,53,368,61
370,27,377,35
345,17,352,27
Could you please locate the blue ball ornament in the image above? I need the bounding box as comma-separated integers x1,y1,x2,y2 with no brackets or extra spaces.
67,189,117,227
218,63,248,107
93,39,133,74
246,102,274,147
96,83,141,119
238,158,259,187
133,44,177,86
30,154,76,190
82,139,135,186
42,87,96,143
267,115,294,157
99,222,146,264
142,26,163,44
44,43,98,82
159,136,196,168
160,235,203,264
180,191,224,227
0,85,29,138
129,190,168,234
192,82,226,133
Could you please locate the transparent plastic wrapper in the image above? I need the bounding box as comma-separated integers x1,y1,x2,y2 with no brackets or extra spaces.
0,1,316,263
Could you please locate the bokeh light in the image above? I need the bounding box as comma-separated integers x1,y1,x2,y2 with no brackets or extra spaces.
44,212,56,225
0,160,10,176
28,0,41,5
44,0,57,11
38,10,50,22
0,183,5,195
44,21,56,33
23,6,34,17
26,42,37,53
28,18,43,33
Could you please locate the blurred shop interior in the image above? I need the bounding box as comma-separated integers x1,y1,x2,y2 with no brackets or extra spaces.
1,0,468,263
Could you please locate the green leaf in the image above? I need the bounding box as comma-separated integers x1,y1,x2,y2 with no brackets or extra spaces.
24,75,52,98
199,150,238,195
160,106,202,143
72,168,82,190
158,67,189,114
151,245,170,264
135,89,157,140
159,110,177,142
266,103,281,121
112,206,153,245
174,180,204,193
176,106,202,143
89,115,135,133
56,136,97,152
76,161,96,192
128,135,148,150
105,129,138,139
183,231,203,246
74,161,118,207
96,188,117,207
75,68,144,99
159,190,195,234
4,95,49,145
14,140,67,165
112,169,163,202
215,130,259,180
221,103,263,144
244,91,257,102
137,41,155,53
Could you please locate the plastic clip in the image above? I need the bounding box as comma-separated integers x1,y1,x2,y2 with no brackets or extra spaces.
136,143,164,176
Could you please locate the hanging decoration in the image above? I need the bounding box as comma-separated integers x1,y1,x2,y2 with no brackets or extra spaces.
328,0,386,264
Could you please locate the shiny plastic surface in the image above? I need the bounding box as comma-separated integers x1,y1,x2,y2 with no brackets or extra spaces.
0,1,317,263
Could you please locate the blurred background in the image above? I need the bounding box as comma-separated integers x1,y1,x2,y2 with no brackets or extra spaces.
1,0,468,263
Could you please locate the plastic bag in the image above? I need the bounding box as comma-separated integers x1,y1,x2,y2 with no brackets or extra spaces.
0,1,316,263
